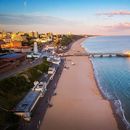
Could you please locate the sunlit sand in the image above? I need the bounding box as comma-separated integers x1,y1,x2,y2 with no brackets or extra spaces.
40,38,118,130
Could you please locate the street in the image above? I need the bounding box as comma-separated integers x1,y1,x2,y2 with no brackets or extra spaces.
0,58,43,80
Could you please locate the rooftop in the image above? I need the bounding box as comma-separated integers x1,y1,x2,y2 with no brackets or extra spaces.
15,91,40,112
0,53,25,59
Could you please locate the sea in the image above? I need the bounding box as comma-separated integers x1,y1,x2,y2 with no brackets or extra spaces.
82,36,130,129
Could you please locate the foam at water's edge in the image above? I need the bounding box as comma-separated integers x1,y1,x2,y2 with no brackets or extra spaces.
90,58,130,130
90,59,113,99
114,100,130,129
81,42,91,53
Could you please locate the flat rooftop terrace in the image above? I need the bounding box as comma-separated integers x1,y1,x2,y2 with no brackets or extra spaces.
15,91,40,112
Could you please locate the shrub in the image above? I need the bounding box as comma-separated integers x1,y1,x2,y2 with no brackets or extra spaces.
0,59,50,126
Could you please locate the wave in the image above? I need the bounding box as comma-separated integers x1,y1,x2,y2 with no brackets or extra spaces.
114,100,130,129
90,58,130,130
81,43,91,53
90,59,114,100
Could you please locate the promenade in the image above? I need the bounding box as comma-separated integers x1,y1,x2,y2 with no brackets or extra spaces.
40,38,119,130
18,60,64,130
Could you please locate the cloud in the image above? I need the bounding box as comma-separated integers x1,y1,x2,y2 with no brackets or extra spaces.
97,10,130,17
0,13,77,26
102,23,130,31
0,13,84,33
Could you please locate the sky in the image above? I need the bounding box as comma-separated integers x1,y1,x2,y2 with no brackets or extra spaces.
0,0,130,35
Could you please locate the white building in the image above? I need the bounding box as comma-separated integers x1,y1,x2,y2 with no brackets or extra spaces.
34,42,38,54
48,67,56,75
47,56,61,65
27,42,42,58
32,81,47,93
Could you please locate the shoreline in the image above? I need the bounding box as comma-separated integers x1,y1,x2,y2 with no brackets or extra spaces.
40,38,119,130
89,58,126,130
80,38,126,130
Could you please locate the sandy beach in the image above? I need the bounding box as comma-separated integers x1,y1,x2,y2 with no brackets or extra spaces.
40,38,119,130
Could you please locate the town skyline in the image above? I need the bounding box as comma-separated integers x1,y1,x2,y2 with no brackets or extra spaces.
0,0,130,35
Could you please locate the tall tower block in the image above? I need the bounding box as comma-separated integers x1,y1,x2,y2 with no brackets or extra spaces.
34,42,38,54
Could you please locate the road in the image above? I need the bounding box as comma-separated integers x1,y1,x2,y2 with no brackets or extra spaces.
0,58,43,80
0,49,51,80
18,59,64,130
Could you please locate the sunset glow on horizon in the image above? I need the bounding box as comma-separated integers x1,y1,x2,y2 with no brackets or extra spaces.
0,0,130,35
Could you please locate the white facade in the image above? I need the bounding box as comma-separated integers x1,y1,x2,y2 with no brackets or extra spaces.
34,42,38,54
47,56,61,65
48,67,56,75
27,52,41,58
32,82,47,92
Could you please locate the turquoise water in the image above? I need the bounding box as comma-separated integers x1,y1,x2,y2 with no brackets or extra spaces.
83,36,130,129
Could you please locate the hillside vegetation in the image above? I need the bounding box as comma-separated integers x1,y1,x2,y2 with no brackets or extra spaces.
0,59,50,128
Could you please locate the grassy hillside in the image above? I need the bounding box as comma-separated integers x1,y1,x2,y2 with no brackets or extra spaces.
0,59,50,129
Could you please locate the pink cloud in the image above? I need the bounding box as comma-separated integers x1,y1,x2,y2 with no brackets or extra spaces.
103,23,130,31
97,10,130,17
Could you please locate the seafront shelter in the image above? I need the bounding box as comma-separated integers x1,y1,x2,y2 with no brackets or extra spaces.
14,91,41,120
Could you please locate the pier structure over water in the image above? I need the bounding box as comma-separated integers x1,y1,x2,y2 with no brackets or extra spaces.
62,52,130,58
88,52,126,57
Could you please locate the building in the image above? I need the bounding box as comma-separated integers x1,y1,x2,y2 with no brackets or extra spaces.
0,31,7,39
21,35,28,42
14,91,41,121
0,32,2,39
29,31,39,38
1,41,22,49
0,40,5,49
11,46,32,53
45,45,55,51
27,42,41,58
14,81,47,121
28,32,33,37
14,55,60,121
0,53,26,62
11,34,23,41
0,53,26,73
3,35,11,43
47,56,61,65
32,81,47,93
48,67,56,75
34,42,38,53
34,32,39,38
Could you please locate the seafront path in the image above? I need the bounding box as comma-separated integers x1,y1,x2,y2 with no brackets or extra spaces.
40,38,119,130
18,60,64,130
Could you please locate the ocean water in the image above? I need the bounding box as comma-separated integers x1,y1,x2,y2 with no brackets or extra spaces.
83,36,130,129
84,36,130,53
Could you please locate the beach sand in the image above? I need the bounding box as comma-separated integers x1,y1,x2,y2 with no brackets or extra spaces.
40,38,119,130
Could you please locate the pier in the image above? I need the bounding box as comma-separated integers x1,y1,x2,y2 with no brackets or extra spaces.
62,52,130,58
88,52,125,57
